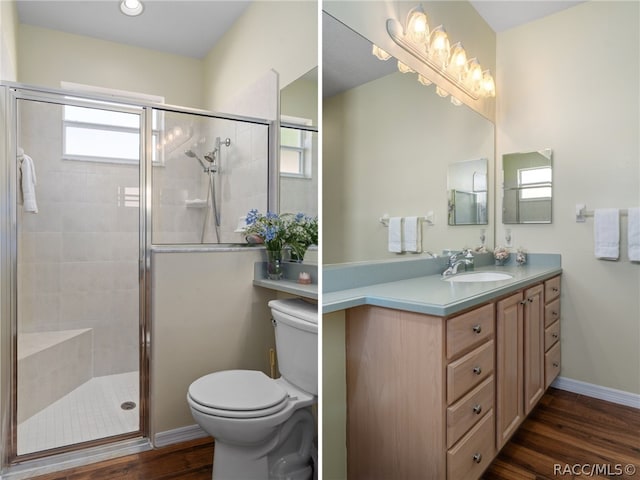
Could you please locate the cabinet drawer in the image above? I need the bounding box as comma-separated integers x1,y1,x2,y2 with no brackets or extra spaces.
545,342,561,388
545,298,560,327
545,320,560,351
447,341,494,404
447,376,494,448
447,409,495,480
545,276,561,302
447,304,494,360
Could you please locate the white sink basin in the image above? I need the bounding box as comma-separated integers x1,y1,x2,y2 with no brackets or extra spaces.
444,271,513,283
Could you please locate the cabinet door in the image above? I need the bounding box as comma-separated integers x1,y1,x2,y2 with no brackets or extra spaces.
495,292,523,450
523,284,545,414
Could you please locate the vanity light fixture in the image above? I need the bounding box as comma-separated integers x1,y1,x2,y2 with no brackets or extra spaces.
371,3,496,105
120,0,144,17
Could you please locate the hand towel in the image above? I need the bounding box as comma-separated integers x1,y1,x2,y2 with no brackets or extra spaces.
388,217,403,253
20,154,38,214
628,207,640,262
594,208,619,260
403,216,422,253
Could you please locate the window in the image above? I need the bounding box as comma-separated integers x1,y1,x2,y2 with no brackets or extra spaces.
518,166,552,200
280,116,313,178
60,82,163,165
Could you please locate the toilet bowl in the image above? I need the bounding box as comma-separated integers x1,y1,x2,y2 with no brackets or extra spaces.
187,298,317,480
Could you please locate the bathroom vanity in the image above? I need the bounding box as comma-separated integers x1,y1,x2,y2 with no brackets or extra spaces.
324,256,561,480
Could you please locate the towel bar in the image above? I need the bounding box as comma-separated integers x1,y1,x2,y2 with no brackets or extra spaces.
379,213,434,226
576,204,630,222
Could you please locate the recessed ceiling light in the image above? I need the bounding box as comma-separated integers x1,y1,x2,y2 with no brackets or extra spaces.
120,0,144,17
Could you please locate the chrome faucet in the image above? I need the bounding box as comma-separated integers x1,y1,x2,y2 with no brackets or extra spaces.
442,250,474,277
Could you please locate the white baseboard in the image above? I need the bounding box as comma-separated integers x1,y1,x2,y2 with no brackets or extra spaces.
552,376,640,409
153,424,209,448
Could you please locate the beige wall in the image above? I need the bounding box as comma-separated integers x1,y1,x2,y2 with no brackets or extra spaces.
496,1,640,394
151,250,277,435
0,0,18,81
203,1,318,111
17,24,204,108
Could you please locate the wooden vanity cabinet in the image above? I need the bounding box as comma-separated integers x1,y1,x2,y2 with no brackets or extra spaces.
544,276,562,387
346,303,495,480
496,277,561,450
345,275,561,479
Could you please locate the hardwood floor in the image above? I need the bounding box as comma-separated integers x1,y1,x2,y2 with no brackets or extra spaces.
28,388,640,479
484,388,640,480
30,438,214,480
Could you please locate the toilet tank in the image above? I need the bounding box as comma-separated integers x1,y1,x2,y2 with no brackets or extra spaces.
268,299,318,396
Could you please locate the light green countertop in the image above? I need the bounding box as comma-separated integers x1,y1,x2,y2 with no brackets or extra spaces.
323,256,561,317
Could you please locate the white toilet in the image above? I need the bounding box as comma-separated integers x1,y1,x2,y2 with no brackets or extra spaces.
187,298,318,480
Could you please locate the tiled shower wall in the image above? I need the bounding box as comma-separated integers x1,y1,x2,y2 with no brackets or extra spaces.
152,111,269,244
18,99,139,376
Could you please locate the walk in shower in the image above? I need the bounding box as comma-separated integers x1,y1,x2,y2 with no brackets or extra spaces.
0,83,271,466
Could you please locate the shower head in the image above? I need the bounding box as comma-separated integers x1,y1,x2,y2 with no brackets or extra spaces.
185,149,208,170
204,151,217,163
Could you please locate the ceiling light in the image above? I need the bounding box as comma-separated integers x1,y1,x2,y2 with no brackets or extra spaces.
376,5,496,103
120,0,144,17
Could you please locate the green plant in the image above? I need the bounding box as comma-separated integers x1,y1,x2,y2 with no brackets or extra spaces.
244,210,318,259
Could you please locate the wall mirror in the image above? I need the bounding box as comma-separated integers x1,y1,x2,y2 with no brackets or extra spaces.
280,67,318,217
448,158,488,225
322,13,495,263
502,149,553,224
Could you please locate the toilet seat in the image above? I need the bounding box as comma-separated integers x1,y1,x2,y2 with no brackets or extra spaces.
188,370,289,419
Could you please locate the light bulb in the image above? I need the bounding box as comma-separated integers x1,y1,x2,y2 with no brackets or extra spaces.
417,74,432,86
448,42,467,79
372,44,391,61
436,86,449,98
397,60,414,74
428,26,450,68
406,5,429,44
450,96,462,106
465,58,483,93
481,70,496,98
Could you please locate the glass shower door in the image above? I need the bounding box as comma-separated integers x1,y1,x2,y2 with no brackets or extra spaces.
14,95,144,458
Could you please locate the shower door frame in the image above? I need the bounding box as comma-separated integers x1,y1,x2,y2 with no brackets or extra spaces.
0,82,276,469
1,85,151,463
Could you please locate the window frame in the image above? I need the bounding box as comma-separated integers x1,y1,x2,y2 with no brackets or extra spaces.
60,82,164,165
280,115,315,179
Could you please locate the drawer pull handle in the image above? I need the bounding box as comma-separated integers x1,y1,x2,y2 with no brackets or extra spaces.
472,404,482,415
553,362,559,368
552,333,559,339
473,453,483,464
519,300,527,305
473,366,482,375
528,297,534,303
552,311,558,316
552,287,559,292
472,324,482,334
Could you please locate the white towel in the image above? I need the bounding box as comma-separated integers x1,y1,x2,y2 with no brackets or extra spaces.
388,217,403,253
628,207,640,262
403,216,422,253
594,209,619,260
20,154,38,214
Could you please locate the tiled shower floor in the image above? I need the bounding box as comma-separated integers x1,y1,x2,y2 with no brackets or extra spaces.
18,371,139,455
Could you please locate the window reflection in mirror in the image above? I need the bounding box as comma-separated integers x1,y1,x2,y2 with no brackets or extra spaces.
447,158,488,225
503,149,552,224
280,68,318,217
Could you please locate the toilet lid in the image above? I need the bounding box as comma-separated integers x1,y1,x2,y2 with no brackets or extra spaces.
188,370,288,411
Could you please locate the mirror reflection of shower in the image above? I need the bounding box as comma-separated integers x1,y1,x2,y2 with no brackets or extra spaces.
185,136,231,243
